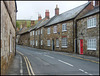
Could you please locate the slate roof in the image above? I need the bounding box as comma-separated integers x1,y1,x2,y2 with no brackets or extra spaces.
45,2,90,26
80,6,99,18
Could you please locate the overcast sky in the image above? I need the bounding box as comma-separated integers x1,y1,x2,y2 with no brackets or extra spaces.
16,1,88,20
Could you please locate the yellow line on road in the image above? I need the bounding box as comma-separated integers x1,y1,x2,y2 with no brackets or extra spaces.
24,56,31,75
16,50,35,75
56,52,99,64
26,56,35,75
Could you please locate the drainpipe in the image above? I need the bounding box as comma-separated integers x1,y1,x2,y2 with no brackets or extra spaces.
75,20,78,53
73,20,74,53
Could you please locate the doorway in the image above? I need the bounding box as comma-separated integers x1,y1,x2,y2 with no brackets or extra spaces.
52,39,54,51
79,39,83,54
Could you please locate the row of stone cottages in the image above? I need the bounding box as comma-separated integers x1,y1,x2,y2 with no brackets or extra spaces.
17,1,99,57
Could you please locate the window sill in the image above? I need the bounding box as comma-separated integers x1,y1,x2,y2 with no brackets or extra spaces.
62,46,67,48
87,26,96,29
54,32,57,34
56,46,59,47
62,30,67,32
47,45,50,46
87,48,96,50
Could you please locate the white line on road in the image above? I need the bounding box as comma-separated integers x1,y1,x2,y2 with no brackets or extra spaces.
44,55,54,59
79,69,93,75
58,59,73,67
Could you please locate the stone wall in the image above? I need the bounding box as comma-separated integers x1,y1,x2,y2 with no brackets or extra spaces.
1,1,16,74
18,33,30,46
44,20,74,52
77,13,99,57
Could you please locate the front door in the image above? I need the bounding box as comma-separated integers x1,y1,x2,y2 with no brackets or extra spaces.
79,39,83,54
52,39,54,51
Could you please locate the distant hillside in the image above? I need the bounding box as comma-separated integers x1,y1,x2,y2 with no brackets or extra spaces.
16,20,38,28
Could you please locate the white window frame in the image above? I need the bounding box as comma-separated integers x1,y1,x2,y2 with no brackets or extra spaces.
56,39,59,47
38,30,40,35
41,40,43,45
36,40,38,46
47,40,50,46
53,26,57,33
62,37,67,48
33,31,34,35
62,23,67,32
36,31,37,35
33,40,34,45
30,31,32,36
87,17,96,28
47,28,50,34
30,40,33,45
41,29,43,34
87,38,96,50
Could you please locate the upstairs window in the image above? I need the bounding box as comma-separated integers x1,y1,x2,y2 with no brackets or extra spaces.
62,37,67,47
62,23,67,32
38,30,40,35
41,29,43,34
56,39,59,47
30,32,32,36
47,40,50,46
47,28,50,34
33,31,34,35
36,31,37,35
87,38,96,50
87,17,96,28
53,26,57,33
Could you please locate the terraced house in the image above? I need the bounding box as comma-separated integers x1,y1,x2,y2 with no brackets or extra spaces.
29,10,50,49
44,1,94,53
76,2,99,57
1,1,17,74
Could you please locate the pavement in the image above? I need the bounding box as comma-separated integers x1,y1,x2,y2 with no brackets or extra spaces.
15,45,99,75
6,52,28,75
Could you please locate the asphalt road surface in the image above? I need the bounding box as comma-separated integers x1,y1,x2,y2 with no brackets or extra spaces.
16,45,99,75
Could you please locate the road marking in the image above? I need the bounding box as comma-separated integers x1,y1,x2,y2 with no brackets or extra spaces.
79,69,93,75
24,56,31,75
26,56,35,75
44,55,54,59
58,59,73,67
57,53,99,64
17,50,35,75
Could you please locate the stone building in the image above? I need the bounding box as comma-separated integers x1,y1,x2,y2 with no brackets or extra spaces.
29,10,50,49
1,1,17,74
44,2,94,53
76,2,99,57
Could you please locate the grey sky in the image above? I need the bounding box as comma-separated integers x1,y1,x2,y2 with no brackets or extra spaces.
16,1,88,20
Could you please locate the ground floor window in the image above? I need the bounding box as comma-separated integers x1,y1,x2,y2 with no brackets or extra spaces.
33,40,34,45
87,38,96,50
47,40,50,46
56,39,59,47
36,40,38,46
30,40,33,45
62,37,67,47
41,40,43,45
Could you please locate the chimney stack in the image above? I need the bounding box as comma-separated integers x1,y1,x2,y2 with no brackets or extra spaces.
55,5,59,16
38,14,42,21
95,1,100,6
45,10,49,19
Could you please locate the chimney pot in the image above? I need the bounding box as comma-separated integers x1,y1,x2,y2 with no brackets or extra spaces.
55,4,59,16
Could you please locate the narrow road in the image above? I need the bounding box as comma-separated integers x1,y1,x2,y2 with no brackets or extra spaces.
16,45,99,75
